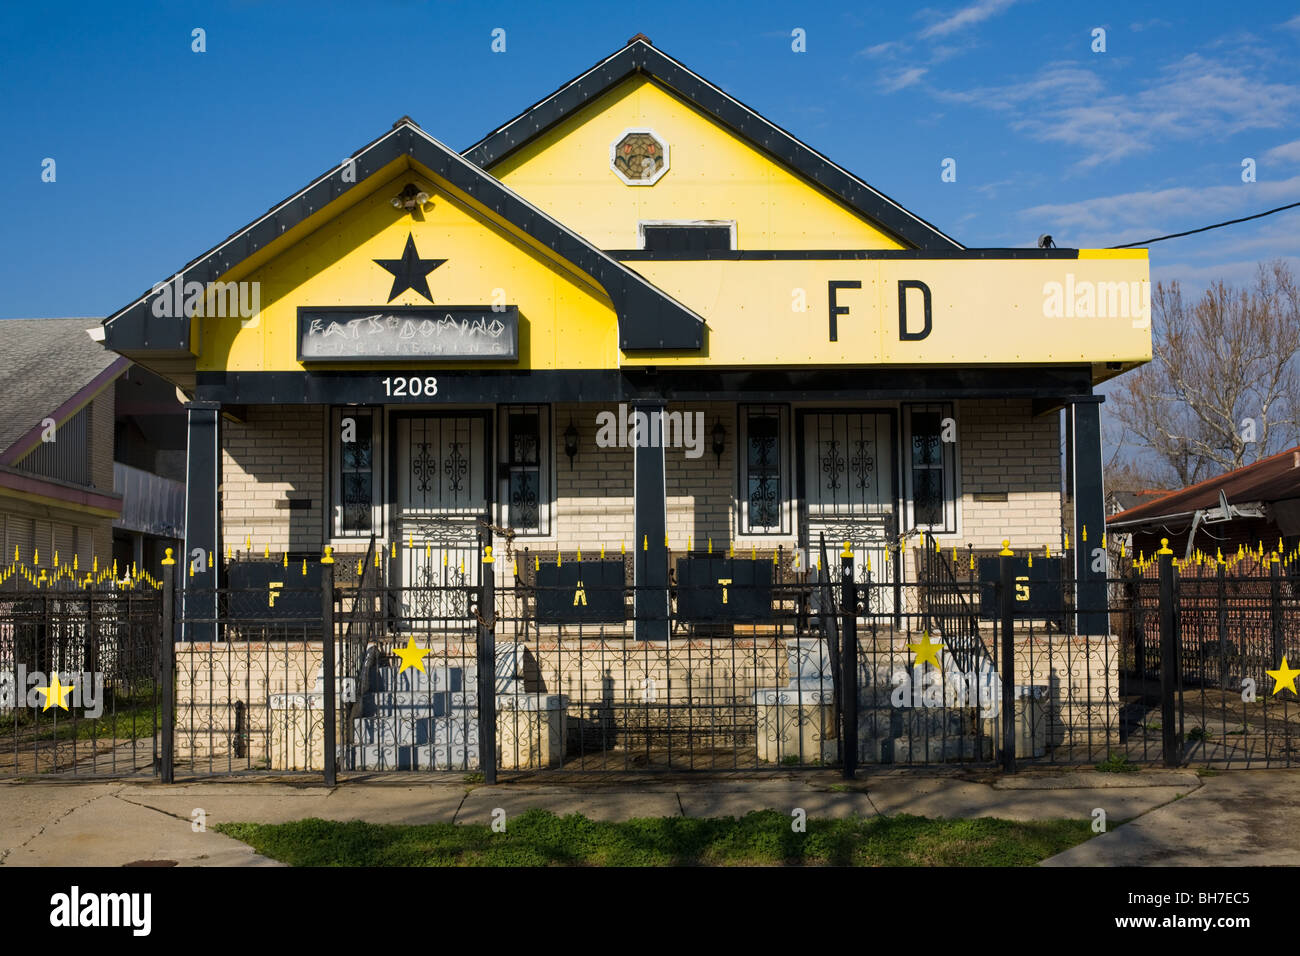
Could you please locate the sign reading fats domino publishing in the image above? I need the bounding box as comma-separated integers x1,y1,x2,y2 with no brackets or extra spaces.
297,306,519,362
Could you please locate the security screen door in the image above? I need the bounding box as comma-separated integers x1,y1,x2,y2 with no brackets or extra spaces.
392,414,489,628
800,411,898,615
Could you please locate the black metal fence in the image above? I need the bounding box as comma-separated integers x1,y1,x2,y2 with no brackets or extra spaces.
8,538,1300,779
0,572,161,777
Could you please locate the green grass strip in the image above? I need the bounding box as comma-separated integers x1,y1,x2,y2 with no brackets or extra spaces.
215,808,1093,867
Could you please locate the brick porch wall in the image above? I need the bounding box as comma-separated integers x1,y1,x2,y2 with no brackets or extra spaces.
220,405,325,554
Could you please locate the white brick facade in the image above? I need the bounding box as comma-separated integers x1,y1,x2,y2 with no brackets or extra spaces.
216,399,1063,558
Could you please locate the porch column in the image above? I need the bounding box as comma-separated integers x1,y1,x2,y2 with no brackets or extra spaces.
1070,398,1107,635
183,402,221,642
633,401,669,640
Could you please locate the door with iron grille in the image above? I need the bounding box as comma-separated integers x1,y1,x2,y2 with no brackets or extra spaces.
800,411,898,615
392,413,490,629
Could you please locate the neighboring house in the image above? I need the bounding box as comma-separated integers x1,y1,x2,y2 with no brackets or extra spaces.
1107,447,1300,559
0,318,185,574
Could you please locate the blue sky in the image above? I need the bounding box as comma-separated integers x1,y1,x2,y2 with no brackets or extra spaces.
1,0,1298,318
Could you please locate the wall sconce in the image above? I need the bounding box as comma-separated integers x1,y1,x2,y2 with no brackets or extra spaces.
564,419,579,469
390,183,430,211
712,419,726,467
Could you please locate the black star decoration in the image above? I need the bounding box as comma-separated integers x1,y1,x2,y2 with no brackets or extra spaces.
373,233,446,302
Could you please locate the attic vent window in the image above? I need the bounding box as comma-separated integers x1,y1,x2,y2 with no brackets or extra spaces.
639,221,735,252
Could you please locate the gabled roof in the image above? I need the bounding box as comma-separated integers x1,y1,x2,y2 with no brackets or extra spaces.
1108,447,1300,528
0,318,127,461
462,36,963,252
102,120,706,363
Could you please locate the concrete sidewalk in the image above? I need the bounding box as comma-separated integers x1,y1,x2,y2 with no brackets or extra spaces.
0,767,1288,867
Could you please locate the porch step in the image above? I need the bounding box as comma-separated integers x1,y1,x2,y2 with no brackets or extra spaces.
353,714,479,746
350,742,482,771
371,664,475,693
361,690,478,716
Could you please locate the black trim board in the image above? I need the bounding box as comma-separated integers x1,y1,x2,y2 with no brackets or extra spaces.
609,248,1082,261
103,124,706,355
462,39,962,252
193,367,1095,405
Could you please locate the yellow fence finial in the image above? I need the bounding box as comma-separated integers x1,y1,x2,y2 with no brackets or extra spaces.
283,551,289,568
841,540,852,559
999,539,1013,556
390,541,396,559
600,544,606,559
161,548,175,566
321,545,335,565
263,543,269,558
708,538,713,554
1156,538,1173,555
577,548,582,562
302,557,308,575
483,545,494,564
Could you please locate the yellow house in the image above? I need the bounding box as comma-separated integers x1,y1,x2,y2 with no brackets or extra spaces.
102,35,1149,647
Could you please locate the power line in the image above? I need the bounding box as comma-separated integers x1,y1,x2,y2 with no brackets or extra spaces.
1109,199,1300,249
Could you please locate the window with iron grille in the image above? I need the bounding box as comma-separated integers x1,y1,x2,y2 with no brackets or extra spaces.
903,403,958,533
499,405,550,535
738,404,789,535
331,407,379,538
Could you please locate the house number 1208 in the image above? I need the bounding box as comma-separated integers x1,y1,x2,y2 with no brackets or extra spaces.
382,376,439,397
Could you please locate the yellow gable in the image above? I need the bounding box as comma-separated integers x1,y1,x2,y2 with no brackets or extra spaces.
195,169,623,373
490,76,907,251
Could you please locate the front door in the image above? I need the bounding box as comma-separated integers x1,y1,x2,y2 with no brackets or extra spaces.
800,411,898,615
392,413,490,628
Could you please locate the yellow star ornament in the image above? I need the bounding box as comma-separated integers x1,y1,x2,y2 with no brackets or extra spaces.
392,637,430,675
1266,656,1300,696
908,631,945,670
37,673,74,711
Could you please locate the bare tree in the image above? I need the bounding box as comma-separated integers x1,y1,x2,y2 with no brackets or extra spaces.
1109,260,1300,487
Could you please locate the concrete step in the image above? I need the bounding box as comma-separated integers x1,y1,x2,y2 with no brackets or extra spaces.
360,690,480,716
352,715,479,746
371,664,475,693
350,742,480,771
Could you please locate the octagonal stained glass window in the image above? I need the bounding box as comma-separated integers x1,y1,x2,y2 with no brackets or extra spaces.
610,129,669,185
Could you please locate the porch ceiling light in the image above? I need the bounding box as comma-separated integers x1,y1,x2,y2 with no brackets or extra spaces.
712,419,726,467
564,420,579,468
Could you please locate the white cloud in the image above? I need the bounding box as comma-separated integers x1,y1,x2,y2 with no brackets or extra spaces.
919,0,1021,39
1264,140,1300,164
937,54,1300,170
880,67,928,92
1017,175,1300,247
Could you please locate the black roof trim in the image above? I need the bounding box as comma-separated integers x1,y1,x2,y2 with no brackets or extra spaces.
462,39,963,252
104,123,705,355
608,248,1080,261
